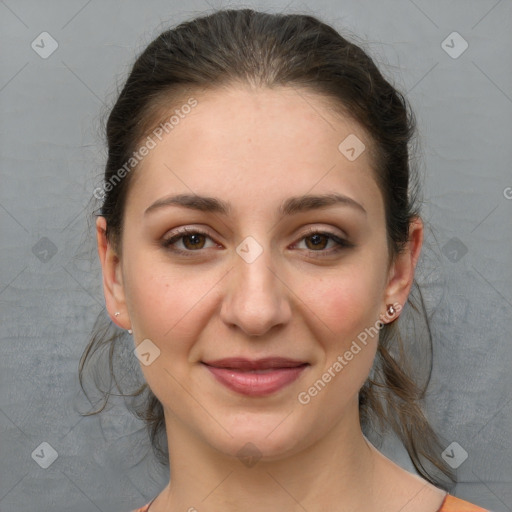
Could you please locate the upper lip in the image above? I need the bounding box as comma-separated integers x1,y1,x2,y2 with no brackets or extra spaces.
202,357,308,370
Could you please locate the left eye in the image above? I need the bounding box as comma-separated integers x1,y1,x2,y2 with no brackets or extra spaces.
294,231,348,252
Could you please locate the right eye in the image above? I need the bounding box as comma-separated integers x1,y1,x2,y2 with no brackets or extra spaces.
161,227,220,255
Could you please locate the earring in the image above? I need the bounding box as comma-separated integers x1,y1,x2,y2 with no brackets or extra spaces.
114,311,132,334
386,304,396,316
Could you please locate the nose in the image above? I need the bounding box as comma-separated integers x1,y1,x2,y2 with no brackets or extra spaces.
219,242,292,337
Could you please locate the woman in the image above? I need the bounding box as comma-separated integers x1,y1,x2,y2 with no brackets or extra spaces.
80,8,490,511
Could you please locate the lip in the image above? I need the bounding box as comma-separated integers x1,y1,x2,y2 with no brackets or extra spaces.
202,358,309,396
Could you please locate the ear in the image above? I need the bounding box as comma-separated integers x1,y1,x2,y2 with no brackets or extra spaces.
96,216,130,330
382,216,423,319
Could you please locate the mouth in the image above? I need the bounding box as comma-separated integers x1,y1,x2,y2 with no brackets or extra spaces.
201,358,309,396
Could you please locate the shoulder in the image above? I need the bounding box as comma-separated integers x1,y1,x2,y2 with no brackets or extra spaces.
130,495,492,512
438,494,492,512
131,504,151,512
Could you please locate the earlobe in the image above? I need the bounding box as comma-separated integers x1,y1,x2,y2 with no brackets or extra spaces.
382,217,424,317
95,216,129,330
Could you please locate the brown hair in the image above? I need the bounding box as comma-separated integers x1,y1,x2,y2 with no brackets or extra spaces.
79,8,455,488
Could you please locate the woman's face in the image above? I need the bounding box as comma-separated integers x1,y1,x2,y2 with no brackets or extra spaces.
98,85,418,461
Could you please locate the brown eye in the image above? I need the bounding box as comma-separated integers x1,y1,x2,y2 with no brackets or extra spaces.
304,233,330,250
161,228,217,254
294,230,352,255
181,233,207,250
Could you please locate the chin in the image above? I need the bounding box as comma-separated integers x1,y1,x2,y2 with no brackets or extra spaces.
202,413,309,463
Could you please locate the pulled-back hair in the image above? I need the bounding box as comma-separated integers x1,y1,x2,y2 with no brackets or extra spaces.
79,8,455,488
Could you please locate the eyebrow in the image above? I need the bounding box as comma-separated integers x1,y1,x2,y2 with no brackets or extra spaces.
144,192,367,217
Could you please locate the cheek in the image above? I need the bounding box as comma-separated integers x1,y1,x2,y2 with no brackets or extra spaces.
302,266,384,340
122,263,213,398
295,258,386,398
122,254,210,344
295,274,381,420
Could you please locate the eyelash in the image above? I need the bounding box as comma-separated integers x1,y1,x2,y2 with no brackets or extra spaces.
161,227,353,257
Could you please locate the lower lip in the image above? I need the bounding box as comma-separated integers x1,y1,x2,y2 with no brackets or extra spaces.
203,364,308,396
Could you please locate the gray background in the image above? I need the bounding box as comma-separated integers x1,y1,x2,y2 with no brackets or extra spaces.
1,0,511,511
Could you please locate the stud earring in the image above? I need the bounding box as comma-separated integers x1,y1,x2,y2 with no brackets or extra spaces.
386,304,396,316
113,311,132,334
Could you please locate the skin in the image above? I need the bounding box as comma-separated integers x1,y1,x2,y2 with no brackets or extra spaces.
96,85,446,511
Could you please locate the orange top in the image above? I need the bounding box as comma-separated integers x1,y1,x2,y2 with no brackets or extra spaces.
437,494,490,511
131,494,490,512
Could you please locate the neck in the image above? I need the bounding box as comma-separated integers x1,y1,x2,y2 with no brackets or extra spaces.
157,402,379,512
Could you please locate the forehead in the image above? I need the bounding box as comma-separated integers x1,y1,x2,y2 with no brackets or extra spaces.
126,85,382,219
